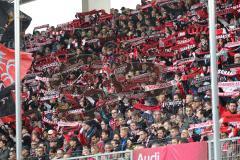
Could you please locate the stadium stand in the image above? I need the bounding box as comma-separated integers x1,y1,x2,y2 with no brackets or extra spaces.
0,0,240,159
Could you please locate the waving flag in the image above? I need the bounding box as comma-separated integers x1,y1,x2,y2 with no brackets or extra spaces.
0,44,33,86
0,44,32,122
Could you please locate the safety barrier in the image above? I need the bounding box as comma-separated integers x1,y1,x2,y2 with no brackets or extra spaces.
58,137,240,160
59,150,133,160
208,137,240,160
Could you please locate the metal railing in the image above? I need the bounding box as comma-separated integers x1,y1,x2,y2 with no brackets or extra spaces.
55,137,240,160
59,150,133,160
208,137,240,160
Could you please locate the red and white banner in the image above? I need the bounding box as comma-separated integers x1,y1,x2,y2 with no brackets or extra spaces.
143,80,176,91
189,121,213,130
40,90,59,101
0,44,33,86
219,91,240,97
218,81,240,88
218,69,237,77
57,121,80,127
133,142,208,160
225,41,240,48
35,76,49,82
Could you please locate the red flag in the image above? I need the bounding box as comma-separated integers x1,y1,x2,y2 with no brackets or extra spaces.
0,44,33,86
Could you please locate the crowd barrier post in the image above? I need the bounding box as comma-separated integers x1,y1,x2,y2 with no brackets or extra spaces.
14,0,22,160
130,150,134,160
208,140,213,160
208,136,240,160
207,0,221,159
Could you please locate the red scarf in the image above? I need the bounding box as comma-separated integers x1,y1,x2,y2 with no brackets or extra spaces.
134,103,161,111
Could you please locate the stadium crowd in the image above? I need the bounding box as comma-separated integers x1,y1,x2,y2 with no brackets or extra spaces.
1,0,240,159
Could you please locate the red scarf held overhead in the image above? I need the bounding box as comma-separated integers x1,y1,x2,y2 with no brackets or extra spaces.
219,91,240,97
143,80,176,92
181,68,203,81
133,103,161,111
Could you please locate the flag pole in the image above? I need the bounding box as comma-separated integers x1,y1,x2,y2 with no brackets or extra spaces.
14,0,22,159
208,0,221,159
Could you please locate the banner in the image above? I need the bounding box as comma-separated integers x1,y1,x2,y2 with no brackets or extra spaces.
225,41,240,48
40,90,59,101
219,91,240,97
133,142,208,160
133,103,161,111
130,73,152,84
57,121,80,128
134,146,167,160
143,80,176,91
218,81,240,88
35,61,60,71
163,100,183,108
0,44,33,86
189,121,213,130
218,69,237,77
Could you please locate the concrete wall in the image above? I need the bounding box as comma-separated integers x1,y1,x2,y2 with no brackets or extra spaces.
110,0,141,10
83,0,111,13
82,0,140,13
